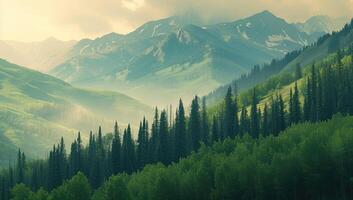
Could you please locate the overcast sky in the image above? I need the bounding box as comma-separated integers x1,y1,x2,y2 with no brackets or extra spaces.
1,0,353,42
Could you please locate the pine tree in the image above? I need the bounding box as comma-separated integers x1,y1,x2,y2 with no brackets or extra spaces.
303,77,312,121
201,97,209,145
317,73,323,120
121,125,136,173
233,84,240,136
310,64,318,121
156,110,170,165
136,118,149,169
211,116,219,142
240,107,250,136
250,89,260,138
293,82,301,123
16,149,25,184
111,121,121,174
262,103,269,137
224,87,236,138
278,94,286,132
189,96,201,151
149,108,159,163
174,99,188,160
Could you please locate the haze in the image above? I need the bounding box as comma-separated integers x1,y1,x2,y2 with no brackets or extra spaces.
1,0,353,42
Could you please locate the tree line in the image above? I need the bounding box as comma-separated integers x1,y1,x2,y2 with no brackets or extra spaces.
2,47,353,199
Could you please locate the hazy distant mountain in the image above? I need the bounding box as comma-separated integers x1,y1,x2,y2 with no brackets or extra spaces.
50,11,323,106
0,58,151,165
295,15,349,34
0,37,76,72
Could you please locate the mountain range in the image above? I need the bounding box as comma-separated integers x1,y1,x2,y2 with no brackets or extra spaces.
0,37,76,72
49,11,328,106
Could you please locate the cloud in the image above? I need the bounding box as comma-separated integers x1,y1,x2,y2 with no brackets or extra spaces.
122,0,145,11
1,0,352,42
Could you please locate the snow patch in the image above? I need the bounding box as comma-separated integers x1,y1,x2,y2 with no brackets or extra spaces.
246,22,252,28
152,24,161,37
236,25,249,40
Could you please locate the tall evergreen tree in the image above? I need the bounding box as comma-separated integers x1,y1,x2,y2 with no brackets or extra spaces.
156,110,170,165
189,96,201,151
174,99,188,160
201,97,209,145
111,122,121,174
250,89,260,138
224,87,236,138
239,107,250,136
121,125,136,173
211,116,219,142
149,108,159,163
262,103,269,137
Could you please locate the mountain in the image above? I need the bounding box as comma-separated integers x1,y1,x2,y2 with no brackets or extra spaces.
0,59,151,166
295,15,349,34
50,11,321,106
0,38,76,72
206,17,353,105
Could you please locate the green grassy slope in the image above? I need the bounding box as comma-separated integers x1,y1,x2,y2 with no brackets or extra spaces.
0,59,152,165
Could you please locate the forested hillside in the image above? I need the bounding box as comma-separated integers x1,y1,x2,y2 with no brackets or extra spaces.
1,43,353,199
7,115,353,200
206,18,353,105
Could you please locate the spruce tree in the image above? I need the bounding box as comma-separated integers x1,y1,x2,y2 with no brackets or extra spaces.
149,108,159,163
250,89,260,138
201,97,209,145
121,125,136,173
224,87,235,138
189,96,201,151
240,107,250,136
156,110,170,165
292,82,301,123
262,103,269,137
174,99,187,160
111,122,121,174
211,116,219,142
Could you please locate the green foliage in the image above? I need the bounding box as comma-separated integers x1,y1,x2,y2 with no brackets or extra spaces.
49,172,91,200
87,115,353,200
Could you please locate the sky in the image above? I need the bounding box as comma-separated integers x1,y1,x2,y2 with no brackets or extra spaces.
1,0,353,42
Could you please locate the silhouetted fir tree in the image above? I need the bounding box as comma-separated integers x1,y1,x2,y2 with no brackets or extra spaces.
310,64,318,121
278,94,286,132
211,116,219,142
16,150,25,184
240,107,250,136
174,99,188,160
270,97,280,135
292,82,301,124
224,87,236,138
201,97,209,145
262,103,269,137
317,73,323,120
303,77,312,121
289,88,294,124
234,87,240,136
149,108,159,163
189,96,201,151
156,110,170,165
111,122,121,174
250,89,260,138
137,118,149,168
121,125,136,174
